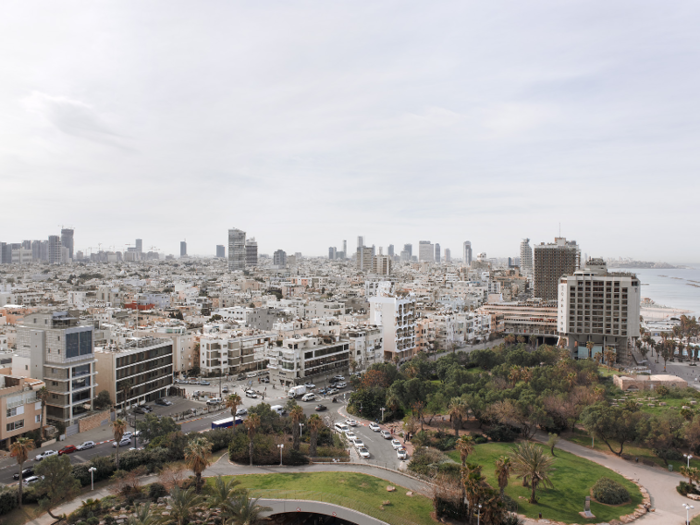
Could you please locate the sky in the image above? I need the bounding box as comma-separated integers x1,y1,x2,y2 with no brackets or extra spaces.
1,1,699,261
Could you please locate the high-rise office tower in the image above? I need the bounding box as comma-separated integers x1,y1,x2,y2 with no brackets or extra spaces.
273,249,287,267
328,247,336,260
60,229,74,259
228,228,246,271
400,244,413,262
40,240,49,262
445,248,451,262
22,240,31,249
48,235,62,264
357,236,364,249
463,241,472,266
246,238,258,266
32,240,41,261
343,240,347,258
371,245,376,257
135,239,143,253
533,237,580,301
180,241,187,257
435,243,441,263
520,238,533,275
418,241,434,263
0,243,8,264
357,246,373,271
216,245,225,258
388,244,394,257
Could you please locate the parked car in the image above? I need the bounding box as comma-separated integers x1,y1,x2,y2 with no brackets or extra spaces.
236,407,248,416
261,377,270,383
333,375,345,381
301,393,316,402
358,447,371,459
380,430,392,439
77,441,96,451
199,381,211,386
335,382,347,389
345,419,358,427
122,431,133,440
155,398,172,406
14,467,34,480
222,386,229,393
35,450,58,461
206,397,222,406
351,438,365,449
397,448,408,460
113,438,132,448
369,422,380,432
315,404,327,411
236,374,246,381
304,382,316,389
391,439,403,450
345,431,356,440
58,445,77,456
326,388,337,395
23,476,43,486
245,390,257,398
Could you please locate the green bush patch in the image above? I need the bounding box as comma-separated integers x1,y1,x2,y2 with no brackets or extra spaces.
591,477,631,506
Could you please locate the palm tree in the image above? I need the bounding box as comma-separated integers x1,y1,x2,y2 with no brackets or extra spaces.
225,393,242,420
455,435,475,467
510,441,555,504
494,456,511,499
112,418,127,469
161,486,203,525
36,387,49,440
120,379,134,415
447,398,467,437
127,502,158,525
244,414,261,466
184,437,212,493
586,341,594,359
290,404,304,451
308,414,324,457
206,475,243,509
226,490,271,525
10,437,35,507
412,401,425,431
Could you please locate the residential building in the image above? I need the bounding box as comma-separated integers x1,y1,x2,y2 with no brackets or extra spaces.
373,255,392,276
95,337,173,411
16,312,98,427
463,241,472,266
273,250,287,267
400,244,413,263
249,307,288,331
306,301,345,318
356,246,372,272
534,237,580,301
48,236,62,264
480,301,559,343
346,325,383,370
520,238,533,276
135,239,143,254
135,326,196,377
0,373,45,449
435,243,441,263
328,247,336,260
246,238,258,266
216,245,225,258
369,295,416,362
387,245,394,257
418,241,434,263
558,258,641,362
61,229,74,260
198,333,272,377
228,228,246,271
357,236,364,249
180,241,187,257
445,248,451,262
267,335,350,387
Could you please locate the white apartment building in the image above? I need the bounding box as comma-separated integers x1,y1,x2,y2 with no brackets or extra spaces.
266,335,350,387
369,295,416,362
199,333,272,377
346,326,383,370
557,259,641,360
306,301,345,318
214,306,252,323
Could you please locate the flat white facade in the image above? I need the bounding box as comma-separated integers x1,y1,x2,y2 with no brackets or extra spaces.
369,295,416,362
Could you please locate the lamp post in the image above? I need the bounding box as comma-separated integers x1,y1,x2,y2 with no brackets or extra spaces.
477,504,482,525
381,407,386,422
88,467,97,491
299,423,304,438
685,454,693,468
278,444,284,466
683,503,694,525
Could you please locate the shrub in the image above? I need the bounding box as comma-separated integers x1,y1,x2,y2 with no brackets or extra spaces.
0,488,18,516
148,482,168,502
656,385,670,396
485,424,519,443
473,436,488,444
207,428,235,452
592,477,630,505
286,449,310,466
21,485,41,505
677,481,700,496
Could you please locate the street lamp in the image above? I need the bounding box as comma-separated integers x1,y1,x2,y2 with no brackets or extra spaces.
685,454,693,468
683,503,694,525
88,467,97,491
477,504,482,525
299,423,304,438
381,407,386,422
278,444,284,466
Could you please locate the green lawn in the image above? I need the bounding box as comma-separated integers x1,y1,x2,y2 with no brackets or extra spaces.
446,442,643,524
212,472,435,525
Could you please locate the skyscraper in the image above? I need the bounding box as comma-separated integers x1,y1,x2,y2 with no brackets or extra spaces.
418,241,434,263
246,238,258,266
357,236,364,249
228,228,246,271
400,244,413,262
357,246,373,271
216,245,225,258
48,235,62,264
533,237,580,301
328,247,337,259
180,241,187,257
519,238,533,276
61,228,74,259
273,249,287,267
463,241,472,266
388,244,394,257
343,240,347,258
135,239,143,254
435,243,441,263
445,248,451,262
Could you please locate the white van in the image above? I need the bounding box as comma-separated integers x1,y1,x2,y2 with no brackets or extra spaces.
301,393,316,402
334,422,349,433
270,405,286,416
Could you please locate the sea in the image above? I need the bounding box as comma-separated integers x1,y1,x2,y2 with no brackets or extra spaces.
617,266,700,318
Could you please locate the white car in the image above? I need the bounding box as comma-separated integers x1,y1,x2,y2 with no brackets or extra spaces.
380,430,392,439
336,382,347,389
352,438,365,449
122,431,133,440
113,437,132,448
77,441,95,451
245,390,257,398
23,475,43,486
358,447,370,459
391,439,403,449
397,448,408,460
206,397,222,406
35,450,58,461
304,383,316,389
236,408,248,416
345,431,357,440
345,419,358,427
369,422,380,432
301,393,316,402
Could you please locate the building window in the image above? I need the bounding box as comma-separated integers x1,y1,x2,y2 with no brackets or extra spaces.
7,406,24,417
35,415,42,423
7,420,24,432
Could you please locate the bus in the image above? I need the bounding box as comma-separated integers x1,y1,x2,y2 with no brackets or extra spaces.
211,417,243,429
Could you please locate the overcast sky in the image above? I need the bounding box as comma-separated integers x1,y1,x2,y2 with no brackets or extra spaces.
1,1,699,261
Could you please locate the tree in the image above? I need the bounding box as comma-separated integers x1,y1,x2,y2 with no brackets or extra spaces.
10,437,35,507
120,380,134,414
580,404,640,456
34,455,81,521
586,341,594,359
226,491,272,525
660,339,675,372
226,393,243,419
290,404,305,451
604,348,616,367
412,401,425,431
494,456,511,499
206,475,243,510
529,335,538,349
93,389,112,411
184,437,212,493
547,433,560,457
244,414,261,466
127,503,157,525
308,414,324,457
113,418,127,469
448,398,468,437
36,387,49,439
680,466,700,489
455,435,475,467
161,486,203,525
510,442,555,504
136,414,178,442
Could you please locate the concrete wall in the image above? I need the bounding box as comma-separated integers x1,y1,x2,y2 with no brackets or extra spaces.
259,498,386,525
78,410,111,433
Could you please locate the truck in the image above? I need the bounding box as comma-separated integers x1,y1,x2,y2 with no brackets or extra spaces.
288,385,307,398
211,417,243,430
